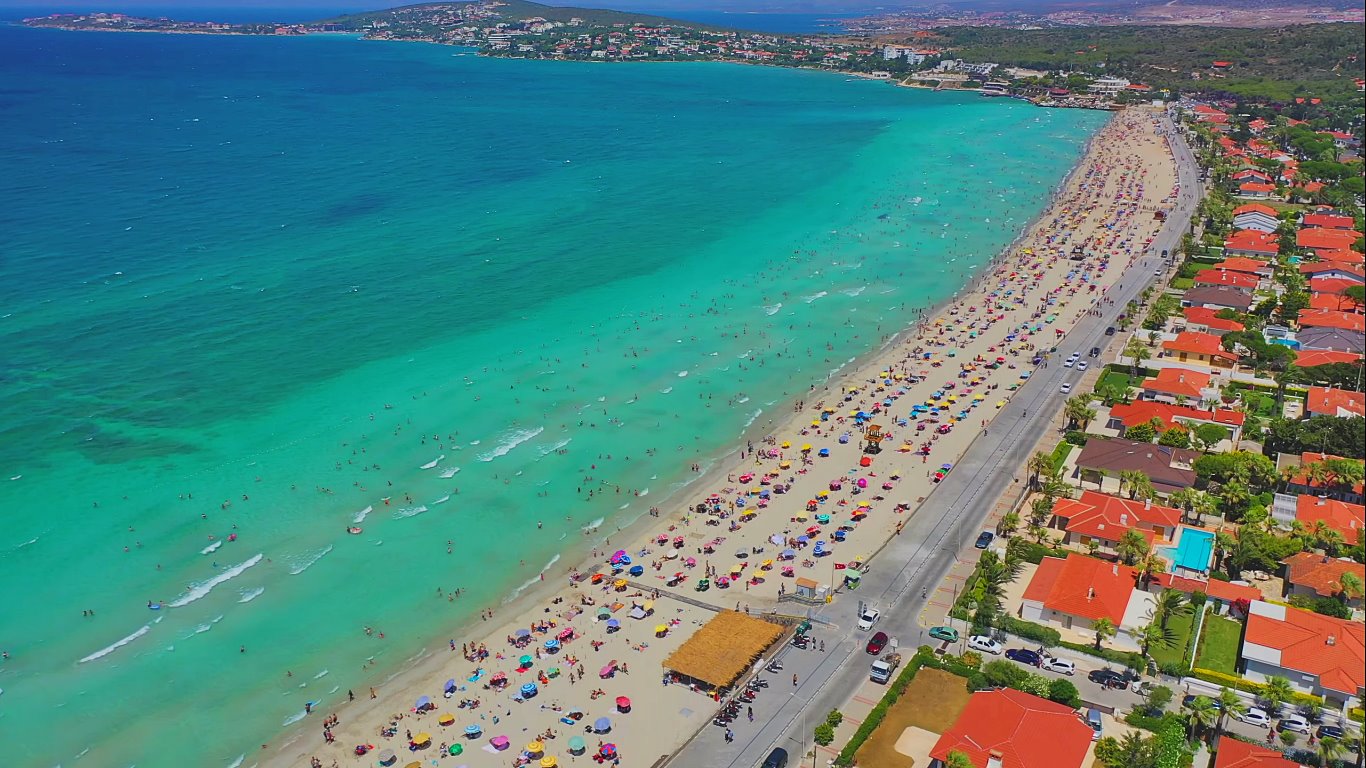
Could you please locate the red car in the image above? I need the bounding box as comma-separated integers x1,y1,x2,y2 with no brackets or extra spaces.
866,631,889,655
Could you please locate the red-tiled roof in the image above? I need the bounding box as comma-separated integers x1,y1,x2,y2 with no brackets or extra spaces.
1299,262,1365,278
1223,230,1280,255
1309,277,1361,295
1309,292,1365,312
1109,400,1243,430
1195,269,1260,289
1024,553,1139,623
1291,453,1366,497
1314,249,1365,266
1141,368,1213,398
1214,738,1303,768
1212,257,1273,275
1283,552,1366,597
1295,349,1362,367
928,688,1094,768
1304,213,1356,230
1151,571,1261,604
1295,495,1365,545
1163,332,1239,362
1233,169,1271,181
1055,490,1180,543
1232,203,1277,217
1298,309,1366,332
1298,228,1361,251
1239,182,1276,193
1183,306,1245,333
1307,387,1364,417
1244,602,1366,696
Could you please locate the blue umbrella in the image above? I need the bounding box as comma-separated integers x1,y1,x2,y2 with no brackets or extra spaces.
465,725,483,737
594,717,612,733
618,555,632,565
415,695,431,708
628,565,644,576
514,628,531,638
545,638,560,650
606,619,620,629
521,683,538,697
444,679,457,693
796,535,809,544
781,549,795,558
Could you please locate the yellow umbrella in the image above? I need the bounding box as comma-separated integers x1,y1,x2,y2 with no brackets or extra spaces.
810,420,821,427
781,441,791,448
794,512,808,521
655,624,668,635
996,400,1006,408
751,571,764,580
643,600,654,611
438,713,455,726
761,559,774,569
730,563,744,574
801,444,812,451
527,741,545,755
413,733,432,746
541,758,559,768
858,500,870,507
817,490,829,498
613,579,627,588
780,460,792,469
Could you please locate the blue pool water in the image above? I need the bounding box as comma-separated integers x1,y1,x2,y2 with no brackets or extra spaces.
1167,527,1215,573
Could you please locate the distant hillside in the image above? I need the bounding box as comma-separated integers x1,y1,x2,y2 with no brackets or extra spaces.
315,0,734,32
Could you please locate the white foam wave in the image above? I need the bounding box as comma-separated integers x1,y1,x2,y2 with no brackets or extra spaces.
538,438,572,456
803,291,828,303
638,488,649,497
507,554,561,600
438,467,460,479
677,370,689,378
743,409,763,429
238,586,266,603
842,286,867,297
281,710,308,727
477,426,543,462
419,454,445,470
79,624,152,663
313,669,329,679
201,540,223,555
286,547,331,576
393,505,428,519
226,755,245,768
169,554,263,607
582,517,604,532
354,505,372,524
431,494,451,505
15,536,39,549
659,387,673,394
764,303,782,316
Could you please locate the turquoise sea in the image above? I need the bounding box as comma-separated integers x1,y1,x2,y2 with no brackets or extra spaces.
0,25,1107,767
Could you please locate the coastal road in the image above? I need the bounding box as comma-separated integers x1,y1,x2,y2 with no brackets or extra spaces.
665,113,1203,768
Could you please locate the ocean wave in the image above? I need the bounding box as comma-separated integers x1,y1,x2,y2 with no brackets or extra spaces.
507,554,561,601
803,291,827,303
763,303,782,316
582,517,604,532
226,755,245,768
476,426,543,462
431,494,451,505
238,586,265,603
393,505,428,519
438,467,460,479
201,540,223,555
677,370,688,378
638,488,649,497
14,536,39,550
281,709,308,727
419,454,445,470
353,505,372,524
286,546,332,576
842,286,867,297
169,553,263,607
659,386,673,394
743,409,763,429
79,623,152,664
538,438,572,456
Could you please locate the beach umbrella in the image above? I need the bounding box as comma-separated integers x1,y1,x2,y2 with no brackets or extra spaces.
520,682,538,697
448,744,463,756
655,624,668,637
597,606,610,618
606,618,620,630
377,749,397,765
526,741,545,755
544,638,560,650
514,628,531,639
414,695,431,709
628,565,644,576
464,725,483,738
412,733,431,746
541,757,558,768
438,713,455,726
444,678,457,693
616,696,631,712
567,736,587,754
404,762,421,768
599,663,615,677
781,548,795,558
491,735,510,751
594,717,612,733
519,654,534,667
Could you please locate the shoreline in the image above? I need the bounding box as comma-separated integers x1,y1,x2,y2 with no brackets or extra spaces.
262,105,1165,768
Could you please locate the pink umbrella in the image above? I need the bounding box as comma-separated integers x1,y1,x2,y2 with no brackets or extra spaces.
856,478,868,488
490,735,510,750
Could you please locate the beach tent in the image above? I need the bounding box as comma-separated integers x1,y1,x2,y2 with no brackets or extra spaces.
594,717,612,733
377,749,397,765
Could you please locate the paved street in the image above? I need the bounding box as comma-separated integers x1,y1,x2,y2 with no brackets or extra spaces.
665,114,1204,768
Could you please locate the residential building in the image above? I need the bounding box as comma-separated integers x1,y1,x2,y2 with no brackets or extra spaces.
1194,269,1260,291
1181,286,1255,312
1139,368,1217,404
1237,182,1276,199
927,688,1094,768
1281,553,1365,609
1281,452,1366,505
1295,348,1362,368
1297,326,1365,355
1161,331,1238,370
1020,554,1155,648
1285,494,1365,544
1088,76,1130,95
1181,306,1245,335
1240,601,1365,709
1299,262,1365,282
1302,212,1356,230
1222,230,1280,258
1107,400,1243,442
1231,204,1279,233
1306,386,1365,418
1211,257,1275,278
1147,572,1261,616
1213,739,1305,768
1298,309,1365,333
1074,438,1198,495
1298,228,1363,255
1052,490,1181,551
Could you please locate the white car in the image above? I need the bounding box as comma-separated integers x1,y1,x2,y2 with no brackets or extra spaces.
857,608,880,631
967,635,1003,655
1076,361,1089,372
1063,358,1076,368
1239,708,1271,728
1060,382,1073,394
1042,657,1076,676
1278,715,1311,735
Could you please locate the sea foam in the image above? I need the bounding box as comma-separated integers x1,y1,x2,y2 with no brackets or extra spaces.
169,554,263,607
79,623,152,664
287,546,332,575
477,426,543,462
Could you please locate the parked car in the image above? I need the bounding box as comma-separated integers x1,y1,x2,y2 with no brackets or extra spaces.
1131,680,1155,696
967,635,1003,655
1316,724,1345,741
1076,361,1089,371
928,626,959,643
1004,649,1042,667
857,608,880,631
1063,358,1076,368
866,631,889,655
1060,382,1073,394
1279,715,1311,735
1041,657,1075,676
1089,669,1128,689
974,531,995,549
1238,708,1271,728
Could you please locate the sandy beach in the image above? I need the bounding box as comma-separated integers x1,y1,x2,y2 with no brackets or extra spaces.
271,105,1179,768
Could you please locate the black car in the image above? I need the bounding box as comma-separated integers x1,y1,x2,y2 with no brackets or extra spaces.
1316,724,1345,741
1088,669,1128,689
974,531,995,549
1005,649,1042,667
1104,326,1116,336
1089,347,1100,358
762,747,789,768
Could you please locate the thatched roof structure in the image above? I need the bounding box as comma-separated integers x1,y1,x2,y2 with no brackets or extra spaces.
662,611,785,690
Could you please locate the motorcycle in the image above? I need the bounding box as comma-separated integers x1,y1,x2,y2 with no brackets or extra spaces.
766,660,783,672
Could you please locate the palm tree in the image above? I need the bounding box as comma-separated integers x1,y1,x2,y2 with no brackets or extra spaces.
1317,736,1345,768
998,511,1020,539
1259,676,1293,718
1064,395,1098,430
1127,474,1157,502
1182,694,1218,741
1154,588,1192,631
1137,553,1164,590
1212,687,1247,743
1027,451,1052,489
1092,617,1116,650
1135,618,1178,662
1123,337,1151,378
1213,530,1237,572
1116,528,1151,566
1337,571,1364,605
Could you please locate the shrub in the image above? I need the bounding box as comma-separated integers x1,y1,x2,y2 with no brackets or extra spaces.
983,659,1031,689
1125,710,1187,735
1048,678,1082,707
1020,672,1051,698
1058,640,1144,671
1159,661,1187,677
958,651,983,670
997,616,1062,647
1188,668,1323,707
814,723,835,746
1007,537,1067,565
826,710,843,728
1188,591,1207,610
1065,430,1090,446
1349,707,1364,724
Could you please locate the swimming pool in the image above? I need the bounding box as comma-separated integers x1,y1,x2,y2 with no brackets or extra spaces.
1163,527,1214,573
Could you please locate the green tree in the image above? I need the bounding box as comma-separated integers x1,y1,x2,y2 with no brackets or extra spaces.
1117,528,1151,566
1182,694,1217,741
1048,677,1081,707
1028,450,1052,488
1065,395,1098,430
1092,617,1117,650
998,510,1021,539
1213,687,1247,742
1158,425,1191,449
1156,588,1193,630
1318,736,1346,768
1143,684,1174,716
1259,675,1293,716
1125,421,1158,443
945,751,975,768
1135,618,1179,662
1124,336,1152,377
